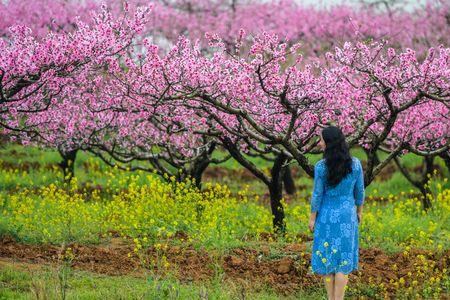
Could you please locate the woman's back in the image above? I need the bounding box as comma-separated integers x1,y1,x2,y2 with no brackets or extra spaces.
309,126,365,291
310,156,365,275
310,156,365,213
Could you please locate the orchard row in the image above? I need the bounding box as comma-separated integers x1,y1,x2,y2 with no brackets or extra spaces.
0,1,449,232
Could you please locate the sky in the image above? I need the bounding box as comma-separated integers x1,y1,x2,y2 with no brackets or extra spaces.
297,0,429,11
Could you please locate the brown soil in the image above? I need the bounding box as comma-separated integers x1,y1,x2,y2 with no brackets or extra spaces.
0,160,56,172
1,235,448,296
6,149,27,158
0,160,102,173
375,163,397,182
0,133,11,145
204,166,259,182
412,163,445,178
82,161,102,172
0,235,140,275
204,166,307,188
369,161,446,183
3,182,107,200
0,257,45,272
203,161,446,190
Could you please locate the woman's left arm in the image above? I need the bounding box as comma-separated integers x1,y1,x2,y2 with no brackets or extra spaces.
354,159,365,223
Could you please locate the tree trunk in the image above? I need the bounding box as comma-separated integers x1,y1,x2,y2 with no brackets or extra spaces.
439,152,450,174
167,169,205,189
419,156,434,211
58,149,78,183
418,184,432,211
189,158,211,189
268,183,286,234
221,137,287,233
363,147,380,167
394,155,434,211
282,165,296,195
269,154,287,234
189,142,216,189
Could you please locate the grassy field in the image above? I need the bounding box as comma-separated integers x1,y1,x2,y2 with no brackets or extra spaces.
1,144,448,197
1,259,336,300
0,144,449,299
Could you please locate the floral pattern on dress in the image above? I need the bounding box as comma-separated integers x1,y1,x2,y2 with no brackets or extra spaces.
329,209,341,223
310,157,365,275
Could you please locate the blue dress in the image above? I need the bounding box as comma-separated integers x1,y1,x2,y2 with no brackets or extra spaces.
310,156,365,275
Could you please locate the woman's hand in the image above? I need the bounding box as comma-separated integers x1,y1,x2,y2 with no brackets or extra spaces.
356,205,363,224
309,215,316,233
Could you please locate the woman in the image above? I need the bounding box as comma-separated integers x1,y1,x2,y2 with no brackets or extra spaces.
308,126,365,300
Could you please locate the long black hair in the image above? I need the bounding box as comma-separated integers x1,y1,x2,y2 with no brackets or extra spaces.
322,126,353,187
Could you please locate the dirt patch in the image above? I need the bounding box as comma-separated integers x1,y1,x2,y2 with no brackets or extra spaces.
375,163,397,182
0,133,11,145
289,166,304,178
0,257,45,273
0,159,102,173
0,160,56,172
360,161,397,182
412,163,445,178
5,149,27,158
222,245,450,295
81,161,102,172
204,166,258,182
162,246,216,281
357,247,450,291
256,232,313,243
0,235,215,280
0,235,448,296
0,235,140,275
76,182,106,197
222,246,316,295
3,182,108,200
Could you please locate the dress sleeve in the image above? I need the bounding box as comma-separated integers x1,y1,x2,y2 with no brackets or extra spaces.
310,162,325,213
354,159,365,206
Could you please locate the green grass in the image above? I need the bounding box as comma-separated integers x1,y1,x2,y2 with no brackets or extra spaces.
0,264,328,300
0,144,449,299
3,262,446,300
1,144,449,254
1,143,448,198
